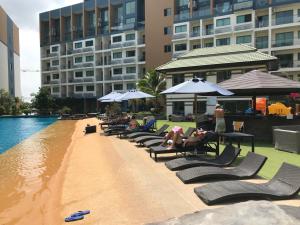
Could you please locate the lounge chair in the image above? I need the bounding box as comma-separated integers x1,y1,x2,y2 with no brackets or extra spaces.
143,127,195,148
165,144,240,171
118,119,156,138
194,162,300,205
149,131,220,162
176,152,267,183
128,124,169,140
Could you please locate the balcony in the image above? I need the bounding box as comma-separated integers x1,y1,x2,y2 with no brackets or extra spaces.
85,27,95,37
272,39,294,48
111,75,123,81
174,12,190,23
190,31,201,38
51,35,60,43
82,47,94,53
68,78,94,83
111,23,135,32
111,43,123,49
73,30,83,39
139,57,145,62
111,59,122,65
73,63,94,68
123,58,136,64
64,32,72,42
233,0,253,11
172,33,188,40
234,22,253,31
215,26,232,34
192,9,212,19
254,0,268,9
123,75,136,80
50,80,60,85
41,37,50,46
72,49,83,54
255,41,268,49
173,51,186,58
202,29,214,36
123,41,136,47
71,93,96,99
255,19,269,28
272,15,300,26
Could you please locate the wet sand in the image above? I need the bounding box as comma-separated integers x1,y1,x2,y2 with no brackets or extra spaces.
0,120,76,225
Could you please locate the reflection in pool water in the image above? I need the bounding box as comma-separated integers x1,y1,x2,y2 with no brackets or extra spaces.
0,119,76,224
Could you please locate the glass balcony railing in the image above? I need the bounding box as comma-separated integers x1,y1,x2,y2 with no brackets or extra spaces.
233,0,253,11
254,0,269,9
174,12,190,23
73,29,83,39
86,27,95,37
192,9,211,19
255,19,269,28
255,41,268,49
202,29,214,36
272,39,294,48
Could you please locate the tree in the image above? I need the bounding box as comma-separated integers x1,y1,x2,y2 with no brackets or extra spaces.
31,87,54,115
0,89,15,115
137,70,166,113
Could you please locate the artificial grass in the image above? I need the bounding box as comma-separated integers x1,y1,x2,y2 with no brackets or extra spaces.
154,120,300,180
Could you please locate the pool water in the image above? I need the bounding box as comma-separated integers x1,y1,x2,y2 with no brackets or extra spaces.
0,117,57,154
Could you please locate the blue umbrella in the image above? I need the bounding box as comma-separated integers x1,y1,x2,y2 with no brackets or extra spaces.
161,78,234,114
117,90,154,101
98,92,123,102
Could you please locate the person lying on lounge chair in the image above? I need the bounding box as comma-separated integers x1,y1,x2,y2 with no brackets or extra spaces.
163,127,207,150
126,115,140,132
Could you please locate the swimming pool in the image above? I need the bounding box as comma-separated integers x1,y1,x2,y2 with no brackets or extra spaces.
0,117,57,154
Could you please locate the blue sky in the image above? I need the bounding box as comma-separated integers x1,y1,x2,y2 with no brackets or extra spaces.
1,0,82,101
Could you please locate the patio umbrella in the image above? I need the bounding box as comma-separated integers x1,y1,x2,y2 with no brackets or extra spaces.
117,90,154,101
161,78,234,114
98,92,123,102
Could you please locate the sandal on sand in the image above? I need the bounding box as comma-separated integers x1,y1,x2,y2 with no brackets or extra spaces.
70,210,90,217
65,215,84,222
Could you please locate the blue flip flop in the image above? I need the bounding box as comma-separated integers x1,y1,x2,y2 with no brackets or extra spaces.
70,210,91,217
65,214,84,222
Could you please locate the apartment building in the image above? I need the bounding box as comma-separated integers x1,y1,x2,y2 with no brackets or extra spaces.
0,6,21,97
172,0,300,82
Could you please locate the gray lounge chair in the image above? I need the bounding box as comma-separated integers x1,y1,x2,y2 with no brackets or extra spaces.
150,131,220,162
165,145,240,171
130,124,170,141
194,162,300,205
176,152,267,183
143,127,195,148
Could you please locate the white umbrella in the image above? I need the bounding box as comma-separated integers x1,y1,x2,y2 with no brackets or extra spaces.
161,78,234,114
117,90,154,101
98,92,123,102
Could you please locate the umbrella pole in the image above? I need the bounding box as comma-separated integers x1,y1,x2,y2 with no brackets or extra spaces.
194,94,198,123
252,96,256,115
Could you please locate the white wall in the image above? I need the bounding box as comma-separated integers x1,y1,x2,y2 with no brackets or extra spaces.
0,41,9,92
14,53,21,97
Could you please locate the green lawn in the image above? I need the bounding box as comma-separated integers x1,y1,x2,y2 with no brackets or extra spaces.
152,120,300,180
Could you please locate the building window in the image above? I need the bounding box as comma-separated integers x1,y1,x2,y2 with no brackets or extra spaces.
164,27,172,35
172,74,185,86
257,15,269,28
52,73,59,80
193,44,201,49
275,10,293,25
275,32,294,47
175,25,187,33
125,1,136,15
216,18,230,27
217,71,231,83
204,42,214,47
276,54,294,68
114,84,123,90
85,40,94,47
86,71,94,77
75,71,83,78
51,60,59,66
113,52,122,59
298,53,300,61
298,9,300,17
127,83,136,90
216,38,230,46
236,35,251,44
74,42,82,49
237,14,252,24
164,8,172,16
113,68,123,75
51,46,59,52
126,67,136,74
125,17,136,24
173,102,184,115
126,33,135,41
85,55,94,62
112,36,122,43
175,43,187,51
75,86,83,92
74,57,83,64
256,36,268,49
52,86,60,93
298,31,300,39
164,45,172,53
86,85,94,92
126,50,135,57
192,26,200,35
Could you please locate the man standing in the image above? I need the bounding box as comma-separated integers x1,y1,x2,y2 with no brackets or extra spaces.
215,104,226,134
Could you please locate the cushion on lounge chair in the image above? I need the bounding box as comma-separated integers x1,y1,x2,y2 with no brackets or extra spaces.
194,163,300,205
176,152,267,183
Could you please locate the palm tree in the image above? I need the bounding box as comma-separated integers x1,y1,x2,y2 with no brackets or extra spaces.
137,70,166,112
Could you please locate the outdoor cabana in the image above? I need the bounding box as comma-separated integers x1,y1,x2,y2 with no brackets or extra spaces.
218,70,300,142
156,45,278,116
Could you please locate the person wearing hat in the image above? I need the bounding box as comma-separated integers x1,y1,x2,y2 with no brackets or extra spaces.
215,104,226,135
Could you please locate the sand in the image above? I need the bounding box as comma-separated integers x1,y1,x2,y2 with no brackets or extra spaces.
59,118,300,225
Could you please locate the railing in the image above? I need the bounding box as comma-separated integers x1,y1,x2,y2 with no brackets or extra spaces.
138,38,145,45
123,58,136,64
172,33,188,40
111,76,123,81
174,12,190,22
68,78,94,83
255,41,268,49
272,15,300,26
111,23,135,32
82,47,94,52
255,20,269,28
123,41,136,47
173,51,186,58
51,35,60,43
123,75,136,80
202,29,214,36
73,30,83,39
254,0,268,9
139,57,145,62
71,93,96,98
233,0,253,11
111,43,123,49
190,31,200,38
85,28,95,37
215,26,232,34
96,61,103,66
49,52,59,57
234,22,253,31
192,9,212,19
72,49,83,54
111,59,122,65
50,80,60,84
272,39,295,48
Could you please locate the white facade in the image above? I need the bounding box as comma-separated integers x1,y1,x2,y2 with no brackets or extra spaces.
0,41,9,92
